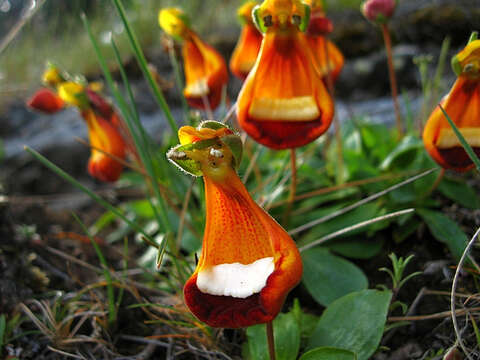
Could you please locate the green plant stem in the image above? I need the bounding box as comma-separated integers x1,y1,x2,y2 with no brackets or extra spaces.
167,41,190,124
266,321,276,360
381,23,403,139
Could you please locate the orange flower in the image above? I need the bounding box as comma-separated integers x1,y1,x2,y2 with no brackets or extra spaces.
168,122,303,328
159,8,228,111
229,1,263,80
237,0,334,149
423,38,480,172
304,0,344,84
27,88,64,114
83,109,127,182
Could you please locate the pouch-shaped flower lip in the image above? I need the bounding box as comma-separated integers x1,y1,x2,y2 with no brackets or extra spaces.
423,38,480,172
236,20,334,149
423,77,480,172
159,7,228,111
173,122,303,328
27,88,64,114
83,109,126,182
230,1,263,80
181,33,229,110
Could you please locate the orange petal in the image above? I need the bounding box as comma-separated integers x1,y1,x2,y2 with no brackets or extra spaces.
423,77,480,172
306,35,344,83
237,26,334,149
230,24,263,80
27,88,64,114
184,168,302,328
182,32,228,110
83,110,127,182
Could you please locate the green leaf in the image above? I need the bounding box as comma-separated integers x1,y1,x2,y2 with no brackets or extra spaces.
246,312,300,360
308,289,392,360
302,248,368,306
380,135,423,171
326,237,384,259
291,299,319,341
0,314,6,355
438,177,480,209
417,209,469,260
300,347,357,360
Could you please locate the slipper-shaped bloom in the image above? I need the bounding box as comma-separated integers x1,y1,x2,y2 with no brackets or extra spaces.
304,0,344,84
82,109,127,182
159,8,228,111
229,1,263,80
56,82,127,182
168,122,303,328
423,38,480,172
237,0,334,149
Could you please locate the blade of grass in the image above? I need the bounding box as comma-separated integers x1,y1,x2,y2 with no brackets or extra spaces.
289,168,437,235
24,146,155,244
0,314,5,356
72,213,117,326
439,104,480,172
82,14,173,264
111,0,178,135
299,208,415,252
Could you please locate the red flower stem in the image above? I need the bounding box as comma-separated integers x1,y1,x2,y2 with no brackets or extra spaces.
381,23,403,138
266,321,276,360
425,168,445,198
283,148,297,225
323,38,344,184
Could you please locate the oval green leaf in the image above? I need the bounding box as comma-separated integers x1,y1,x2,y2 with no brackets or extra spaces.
302,248,368,306
300,347,357,360
308,289,392,360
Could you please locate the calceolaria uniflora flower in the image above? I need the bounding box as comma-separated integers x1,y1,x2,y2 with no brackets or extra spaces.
27,65,128,182
236,0,334,149
423,34,480,172
159,7,228,111
229,1,263,80
168,121,303,328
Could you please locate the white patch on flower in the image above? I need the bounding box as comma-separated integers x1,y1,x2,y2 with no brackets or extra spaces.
197,257,275,298
185,78,209,97
436,127,480,148
249,96,319,122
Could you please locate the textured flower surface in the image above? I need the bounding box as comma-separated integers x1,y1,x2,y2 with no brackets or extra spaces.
237,0,334,149
304,0,344,84
168,122,303,328
423,39,480,172
159,8,228,110
229,1,263,80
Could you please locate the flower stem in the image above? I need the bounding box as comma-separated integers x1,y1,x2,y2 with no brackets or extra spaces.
283,148,297,225
425,167,445,198
382,23,403,139
266,321,276,360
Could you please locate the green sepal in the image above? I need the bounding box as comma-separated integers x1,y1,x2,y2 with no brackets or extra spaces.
199,120,228,131
222,134,243,169
252,4,267,33
299,3,311,32
166,138,219,177
468,31,478,44
451,55,462,76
